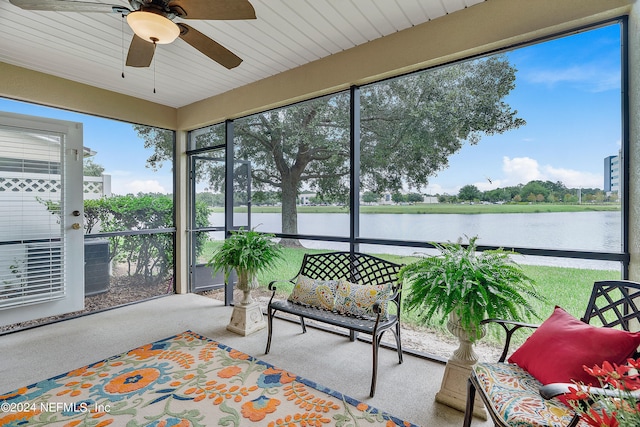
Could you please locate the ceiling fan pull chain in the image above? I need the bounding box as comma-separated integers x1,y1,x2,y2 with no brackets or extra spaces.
121,12,125,79
153,42,157,94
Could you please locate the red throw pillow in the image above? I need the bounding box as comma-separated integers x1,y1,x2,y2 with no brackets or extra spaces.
508,306,640,387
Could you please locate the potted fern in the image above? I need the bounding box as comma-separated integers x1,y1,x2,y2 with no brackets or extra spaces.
398,236,542,414
207,227,283,335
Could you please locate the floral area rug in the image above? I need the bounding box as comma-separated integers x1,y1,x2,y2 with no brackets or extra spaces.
1,330,419,426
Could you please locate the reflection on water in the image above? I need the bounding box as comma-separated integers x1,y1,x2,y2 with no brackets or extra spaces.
209,211,622,270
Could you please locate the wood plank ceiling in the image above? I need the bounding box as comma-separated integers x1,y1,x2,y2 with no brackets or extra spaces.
0,0,485,108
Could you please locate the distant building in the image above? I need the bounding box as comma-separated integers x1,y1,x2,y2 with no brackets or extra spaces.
380,192,393,205
604,154,620,194
423,196,439,204
377,191,437,204
298,193,315,205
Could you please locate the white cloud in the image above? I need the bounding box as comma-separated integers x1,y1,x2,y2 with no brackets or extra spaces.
425,182,459,196
543,165,601,188
474,179,505,192
501,156,602,188
523,65,619,92
111,179,167,195
502,156,542,183
127,180,167,194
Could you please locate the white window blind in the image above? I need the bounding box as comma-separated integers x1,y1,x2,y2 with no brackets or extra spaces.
0,125,66,309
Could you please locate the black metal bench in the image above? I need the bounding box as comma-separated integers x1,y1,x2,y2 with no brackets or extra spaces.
264,251,403,397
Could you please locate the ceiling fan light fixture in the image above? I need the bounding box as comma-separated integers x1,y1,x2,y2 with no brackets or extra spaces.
127,10,179,44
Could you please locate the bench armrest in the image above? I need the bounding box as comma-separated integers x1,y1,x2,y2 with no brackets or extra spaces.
268,280,292,292
539,383,579,400
540,382,640,401
480,318,539,362
372,284,401,311
267,280,294,306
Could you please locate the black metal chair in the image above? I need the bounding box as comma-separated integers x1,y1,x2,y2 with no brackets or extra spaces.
463,280,640,427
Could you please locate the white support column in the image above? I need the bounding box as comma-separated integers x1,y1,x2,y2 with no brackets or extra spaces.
174,130,189,294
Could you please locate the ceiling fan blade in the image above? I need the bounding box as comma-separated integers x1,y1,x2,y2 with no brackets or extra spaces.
178,23,242,69
169,0,255,20
126,35,155,68
9,0,121,13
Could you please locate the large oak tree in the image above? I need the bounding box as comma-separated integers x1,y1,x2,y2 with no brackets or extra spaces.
136,55,525,243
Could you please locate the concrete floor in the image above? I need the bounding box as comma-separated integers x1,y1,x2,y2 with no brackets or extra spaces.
0,293,493,427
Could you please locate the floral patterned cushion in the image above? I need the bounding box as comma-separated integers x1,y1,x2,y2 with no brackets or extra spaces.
334,280,390,318
287,275,339,310
473,362,583,427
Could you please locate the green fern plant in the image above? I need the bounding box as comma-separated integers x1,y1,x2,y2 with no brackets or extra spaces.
399,236,543,342
206,227,284,284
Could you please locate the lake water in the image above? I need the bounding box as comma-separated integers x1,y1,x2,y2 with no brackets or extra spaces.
210,211,623,270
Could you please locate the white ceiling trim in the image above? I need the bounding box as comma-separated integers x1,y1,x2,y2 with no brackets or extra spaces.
0,0,485,108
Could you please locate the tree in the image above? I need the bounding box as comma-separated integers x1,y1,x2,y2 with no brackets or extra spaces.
83,158,104,177
39,194,210,282
132,126,175,171
520,181,549,201
458,184,482,202
197,192,224,207
362,191,381,204
483,187,513,203
406,193,424,203
391,192,406,204
439,194,457,204
252,190,280,206
139,55,524,245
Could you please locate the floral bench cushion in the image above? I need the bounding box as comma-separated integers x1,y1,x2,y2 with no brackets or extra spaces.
287,275,340,310
286,275,391,319
473,362,585,427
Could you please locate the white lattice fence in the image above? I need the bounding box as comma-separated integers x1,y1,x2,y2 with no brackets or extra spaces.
0,174,108,197
0,176,60,193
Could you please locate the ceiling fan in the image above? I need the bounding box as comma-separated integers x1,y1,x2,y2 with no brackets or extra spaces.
8,0,256,69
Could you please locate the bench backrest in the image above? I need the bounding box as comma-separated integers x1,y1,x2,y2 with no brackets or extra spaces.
582,280,640,329
296,251,402,292
582,280,640,356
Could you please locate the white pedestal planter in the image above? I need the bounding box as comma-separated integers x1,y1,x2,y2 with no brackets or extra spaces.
227,302,266,336
226,270,266,336
435,313,487,419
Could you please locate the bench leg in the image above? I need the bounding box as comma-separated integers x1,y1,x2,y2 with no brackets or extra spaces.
394,322,403,364
370,332,380,398
265,308,274,354
349,330,358,342
462,377,476,427
299,316,307,333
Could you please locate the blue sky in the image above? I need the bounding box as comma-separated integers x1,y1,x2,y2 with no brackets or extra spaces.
0,22,622,196
428,22,622,195
0,98,173,194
